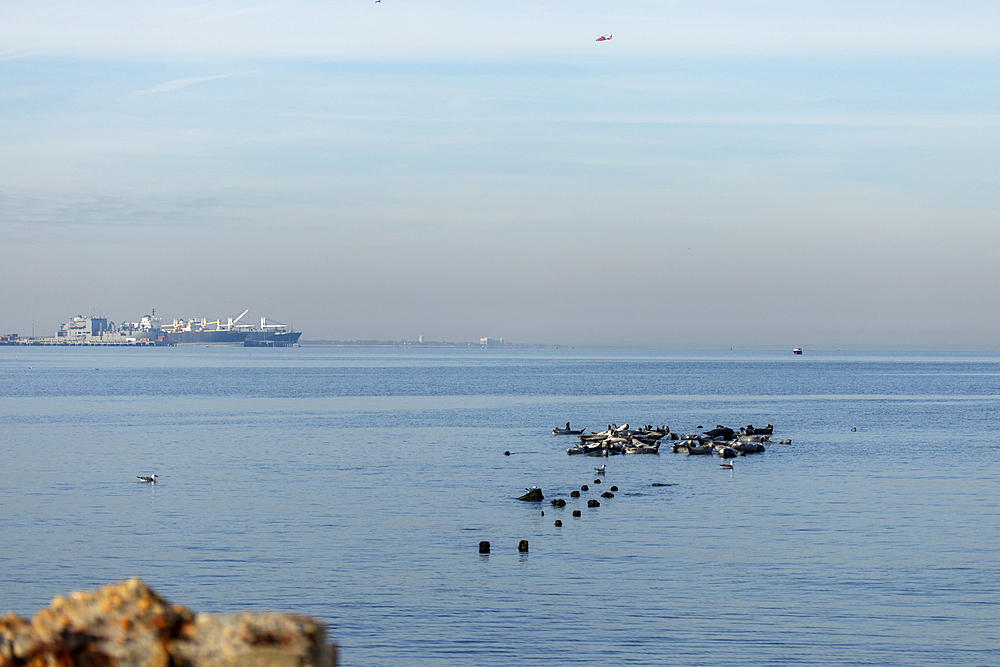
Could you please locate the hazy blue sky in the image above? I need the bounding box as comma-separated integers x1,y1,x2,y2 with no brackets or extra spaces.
2,0,998,345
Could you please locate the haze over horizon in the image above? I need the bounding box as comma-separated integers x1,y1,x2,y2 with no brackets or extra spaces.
2,1,998,347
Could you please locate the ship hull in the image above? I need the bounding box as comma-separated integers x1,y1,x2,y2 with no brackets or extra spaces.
165,331,249,346
243,331,302,347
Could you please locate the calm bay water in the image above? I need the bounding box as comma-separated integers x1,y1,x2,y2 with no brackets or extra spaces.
1,347,998,666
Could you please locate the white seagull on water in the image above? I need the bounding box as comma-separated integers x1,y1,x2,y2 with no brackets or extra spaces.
594,465,606,474
137,474,159,483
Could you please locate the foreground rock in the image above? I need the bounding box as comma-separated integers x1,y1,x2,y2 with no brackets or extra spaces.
0,579,335,667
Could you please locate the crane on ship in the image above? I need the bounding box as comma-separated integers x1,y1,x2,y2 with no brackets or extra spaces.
229,309,250,329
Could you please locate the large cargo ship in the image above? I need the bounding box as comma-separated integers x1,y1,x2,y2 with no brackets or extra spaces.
161,310,301,347
159,312,249,346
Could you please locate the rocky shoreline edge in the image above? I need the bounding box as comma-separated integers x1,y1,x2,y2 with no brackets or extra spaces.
1,579,336,667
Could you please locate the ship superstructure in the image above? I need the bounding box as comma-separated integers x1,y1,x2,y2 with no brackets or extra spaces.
46,311,169,345
57,315,112,341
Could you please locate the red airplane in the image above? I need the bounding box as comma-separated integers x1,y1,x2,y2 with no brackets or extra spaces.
596,34,612,41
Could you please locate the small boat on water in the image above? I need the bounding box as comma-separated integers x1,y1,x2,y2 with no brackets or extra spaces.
792,348,803,355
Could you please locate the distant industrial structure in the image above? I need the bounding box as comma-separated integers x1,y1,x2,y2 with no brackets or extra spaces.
1,310,300,346
480,337,504,346
57,315,113,342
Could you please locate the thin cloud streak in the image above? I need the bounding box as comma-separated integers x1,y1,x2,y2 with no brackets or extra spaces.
0,45,53,61
292,111,1000,130
131,72,254,96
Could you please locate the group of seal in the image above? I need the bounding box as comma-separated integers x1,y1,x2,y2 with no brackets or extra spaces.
560,421,790,458
670,423,791,460
562,423,668,456
556,421,790,463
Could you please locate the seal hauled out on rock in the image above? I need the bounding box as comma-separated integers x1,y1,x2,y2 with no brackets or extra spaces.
518,487,544,501
703,425,735,440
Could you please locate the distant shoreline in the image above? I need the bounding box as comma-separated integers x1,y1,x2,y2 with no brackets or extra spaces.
299,340,554,349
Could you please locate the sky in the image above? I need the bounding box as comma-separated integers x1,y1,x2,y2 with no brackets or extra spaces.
1,0,999,346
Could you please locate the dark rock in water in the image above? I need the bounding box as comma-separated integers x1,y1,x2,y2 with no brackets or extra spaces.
479,541,490,553
593,479,601,484
601,492,614,498
587,499,600,508
554,520,562,527
519,487,544,501
572,510,582,517
504,451,511,456
610,485,618,491
550,498,566,507
518,539,529,552
581,484,589,491
570,490,580,498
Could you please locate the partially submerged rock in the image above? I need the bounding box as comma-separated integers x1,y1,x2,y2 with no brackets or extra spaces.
0,579,335,667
